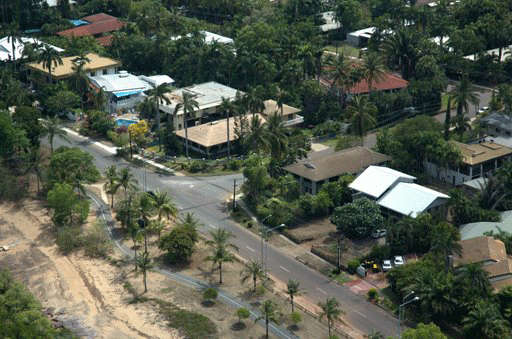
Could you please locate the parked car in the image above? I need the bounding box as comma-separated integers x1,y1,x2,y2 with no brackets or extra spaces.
394,255,405,266
382,260,392,272
478,106,489,114
372,229,387,238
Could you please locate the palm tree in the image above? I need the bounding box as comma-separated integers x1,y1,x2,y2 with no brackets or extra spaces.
92,87,107,110
272,85,288,117
380,30,419,80
361,51,386,94
365,329,385,339
181,212,203,229
450,77,479,120
136,252,154,293
149,83,173,151
345,95,377,146
72,171,87,198
69,61,89,110
103,165,119,209
451,114,472,141
40,116,69,153
24,146,44,193
318,297,344,337
6,22,22,65
117,167,138,199
410,270,457,320
444,94,453,141
37,44,63,82
205,228,238,284
138,192,155,254
265,112,287,159
243,86,265,117
175,91,199,158
137,96,157,121
430,222,462,272
243,115,269,154
150,189,178,221
455,262,492,301
240,260,266,292
286,279,301,313
256,300,280,339
463,301,511,339
324,53,353,107
219,96,234,159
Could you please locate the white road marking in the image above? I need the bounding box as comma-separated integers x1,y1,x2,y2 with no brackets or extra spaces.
280,266,290,272
355,310,367,318
316,287,327,295
209,224,217,229
189,184,195,188
245,246,255,252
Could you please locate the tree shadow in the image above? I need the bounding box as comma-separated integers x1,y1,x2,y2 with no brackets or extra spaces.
287,324,300,332
230,322,246,331
200,300,215,307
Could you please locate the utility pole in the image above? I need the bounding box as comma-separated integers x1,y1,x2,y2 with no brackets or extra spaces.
232,179,236,210
129,128,133,160
337,234,342,273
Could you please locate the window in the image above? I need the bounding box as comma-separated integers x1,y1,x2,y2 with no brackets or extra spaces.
90,71,96,76
103,69,108,75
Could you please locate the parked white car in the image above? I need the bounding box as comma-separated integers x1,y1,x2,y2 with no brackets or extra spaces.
478,106,489,114
394,255,405,266
372,229,387,238
382,260,392,272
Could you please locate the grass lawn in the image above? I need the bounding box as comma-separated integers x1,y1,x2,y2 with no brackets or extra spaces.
320,137,338,148
440,93,451,112
324,43,361,58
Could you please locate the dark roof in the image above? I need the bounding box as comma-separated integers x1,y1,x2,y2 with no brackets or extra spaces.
481,112,512,133
283,146,391,182
57,13,125,38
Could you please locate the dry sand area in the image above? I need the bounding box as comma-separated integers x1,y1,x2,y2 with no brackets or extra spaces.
0,196,338,339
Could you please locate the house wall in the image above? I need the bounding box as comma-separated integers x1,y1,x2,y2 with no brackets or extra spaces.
107,93,144,114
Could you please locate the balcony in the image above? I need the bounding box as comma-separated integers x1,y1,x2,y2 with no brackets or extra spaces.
283,115,304,127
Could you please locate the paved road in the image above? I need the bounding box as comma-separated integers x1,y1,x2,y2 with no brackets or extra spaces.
51,132,399,337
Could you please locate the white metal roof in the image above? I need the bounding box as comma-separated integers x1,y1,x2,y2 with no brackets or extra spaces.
0,37,64,61
320,11,341,32
202,31,234,44
349,166,416,199
88,71,151,93
377,182,449,218
138,75,175,88
347,27,376,39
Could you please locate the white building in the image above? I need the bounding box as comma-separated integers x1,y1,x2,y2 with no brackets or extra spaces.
0,37,63,62
171,31,234,45
346,27,376,47
137,75,175,88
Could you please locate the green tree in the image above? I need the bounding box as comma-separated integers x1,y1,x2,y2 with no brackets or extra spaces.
361,51,387,94
149,83,172,151
381,30,419,80
286,279,301,313
158,224,198,263
219,96,234,159
6,22,22,66
318,297,344,337
365,329,385,339
331,198,383,239
103,165,119,209
117,167,138,199
47,183,90,227
463,300,511,339
202,287,218,305
243,115,269,154
24,146,44,193
48,147,100,189
334,0,367,35
45,90,80,116
37,44,63,81
256,300,280,339
235,307,250,324
401,322,447,339
450,76,479,121
40,116,69,154
150,189,178,221
345,95,377,146
205,228,238,284
240,260,266,292
136,252,154,292
429,222,462,272
265,112,288,160
174,91,199,158
181,212,203,229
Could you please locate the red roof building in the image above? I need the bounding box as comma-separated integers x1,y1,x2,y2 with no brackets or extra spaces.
347,72,408,95
57,13,125,42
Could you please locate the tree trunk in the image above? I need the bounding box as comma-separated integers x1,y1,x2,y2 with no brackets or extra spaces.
133,240,138,270
444,99,451,141
143,271,147,292
219,262,223,284
253,276,257,292
291,295,294,313
265,319,269,339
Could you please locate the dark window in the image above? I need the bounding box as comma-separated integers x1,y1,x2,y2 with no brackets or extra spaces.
460,164,470,176
103,69,108,75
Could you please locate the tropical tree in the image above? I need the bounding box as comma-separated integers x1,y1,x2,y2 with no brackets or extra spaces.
243,86,265,117
463,300,511,339
256,300,280,339
235,307,250,325
450,77,479,120
240,260,266,292
380,30,419,80
361,51,386,94
325,53,353,95
401,323,447,339
265,113,288,160
318,297,344,337
6,22,22,65
219,96,234,159
455,262,492,304
137,96,157,121
24,146,44,193
149,83,172,150
429,222,462,272
150,189,178,221
344,95,377,146
137,192,156,253
174,91,199,158
243,115,269,154
286,279,301,313
366,329,385,339
69,61,89,110
103,165,119,208
181,212,203,229
37,44,63,81
136,252,154,292
205,228,238,284
40,116,69,153
117,167,138,199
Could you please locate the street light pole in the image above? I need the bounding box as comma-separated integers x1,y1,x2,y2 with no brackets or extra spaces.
260,215,272,266
398,292,419,338
263,224,285,274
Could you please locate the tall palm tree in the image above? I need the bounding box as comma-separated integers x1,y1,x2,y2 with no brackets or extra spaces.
380,30,419,80
219,96,234,159
37,44,63,82
345,95,377,146
450,77,479,120
463,301,511,339
444,94,453,140
6,22,22,65
70,61,89,110
137,252,154,293
150,189,178,221
181,212,203,229
430,222,462,272
324,53,353,106
150,83,173,151
243,115,269,154
117,167,138,199
205,228,238,284
103,165,119,209
240,260,266,292
318,297,344,337
243,86,265,117
24,146,44,193
256,300,280,339
451,114,472,141
265,113,287,159
455,262,492,301
40,116,69,153
286,279,301,313
273,85,288,116
361,51,387,94
137,96,157,121
175,91,199,158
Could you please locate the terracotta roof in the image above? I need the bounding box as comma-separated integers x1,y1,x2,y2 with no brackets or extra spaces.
452,140,512,165
57,13,125,38
347,73,408,94
283,147,391,182
457,236,507,265
26,52,121,80
175,114,266,148
96,35,113,46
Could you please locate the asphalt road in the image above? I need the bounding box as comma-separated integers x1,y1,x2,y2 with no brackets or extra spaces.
51,133,399,337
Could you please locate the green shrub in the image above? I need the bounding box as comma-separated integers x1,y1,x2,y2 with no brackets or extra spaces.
347,258,361,274
82,222,113,258
235,307,250,323
367,288,378,301
255,285,266,295
203,288,218,301
228,159,242,170
189,161,202,173
290,311,302,325
247,221,254,228
57,226,83,254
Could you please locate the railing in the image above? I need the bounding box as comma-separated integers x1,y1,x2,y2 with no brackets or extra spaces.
283,115,304,127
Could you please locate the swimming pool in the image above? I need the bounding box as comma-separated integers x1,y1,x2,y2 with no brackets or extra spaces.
115,118,138,127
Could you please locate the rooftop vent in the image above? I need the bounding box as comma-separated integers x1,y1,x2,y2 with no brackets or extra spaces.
304,163,316,169
118,70,129,78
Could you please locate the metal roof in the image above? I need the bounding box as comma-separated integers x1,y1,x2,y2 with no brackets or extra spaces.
377,182,449,218
349,166,416,199
88,71,150,93
0,37,64,61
